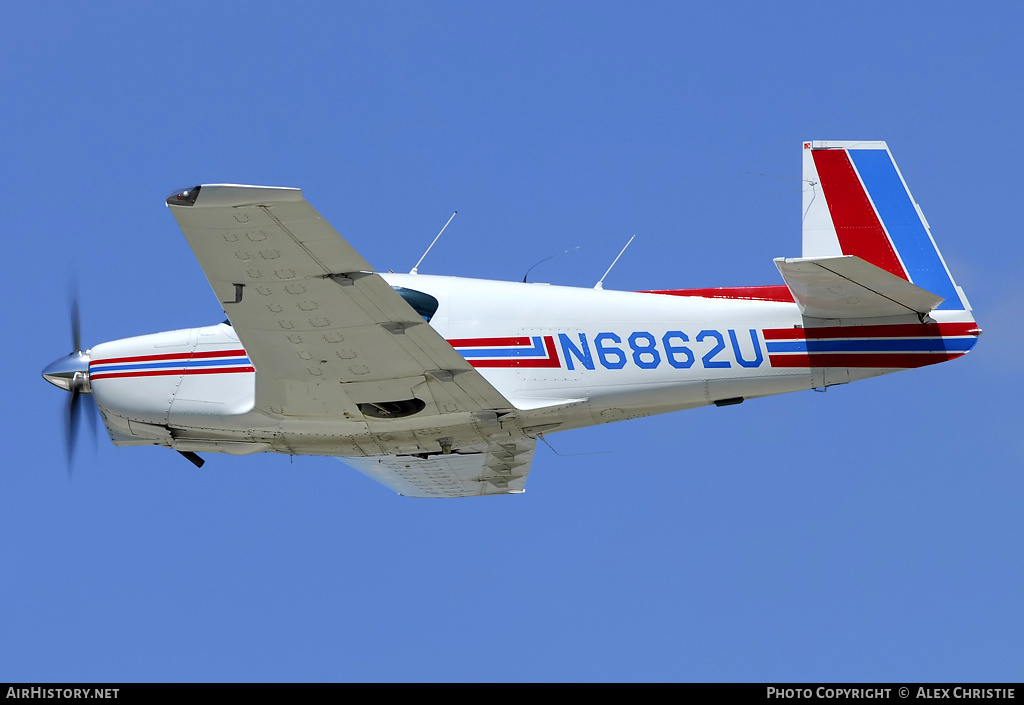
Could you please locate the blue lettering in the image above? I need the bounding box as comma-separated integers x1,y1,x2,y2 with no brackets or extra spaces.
595,333,626,369
558,333,595,371
728,329,763,368
628,332,661,369
697,330,731,368
557,329,761,371
662,331,695,369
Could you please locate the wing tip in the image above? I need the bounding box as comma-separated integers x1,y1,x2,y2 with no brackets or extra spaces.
166,185,202,207
166,184,303,208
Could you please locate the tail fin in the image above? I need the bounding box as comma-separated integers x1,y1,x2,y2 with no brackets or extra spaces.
801,141,969,311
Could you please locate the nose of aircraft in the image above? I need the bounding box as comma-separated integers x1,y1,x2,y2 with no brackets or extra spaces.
42,351,91,392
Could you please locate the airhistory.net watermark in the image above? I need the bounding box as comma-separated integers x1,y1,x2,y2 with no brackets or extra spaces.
6,688,118,699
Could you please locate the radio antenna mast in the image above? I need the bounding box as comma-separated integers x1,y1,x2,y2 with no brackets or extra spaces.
594,235,636,289
410,211,457,275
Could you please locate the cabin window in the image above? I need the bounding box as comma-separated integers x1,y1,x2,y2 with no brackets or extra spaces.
392,287,439,322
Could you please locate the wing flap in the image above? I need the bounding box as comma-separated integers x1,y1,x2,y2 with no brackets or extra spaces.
775,255,944,319
342,438,536,497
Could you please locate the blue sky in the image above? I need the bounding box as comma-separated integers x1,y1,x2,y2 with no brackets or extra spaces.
2,2,1021,682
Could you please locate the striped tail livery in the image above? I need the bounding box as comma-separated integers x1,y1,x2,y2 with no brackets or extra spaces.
766,141,979,373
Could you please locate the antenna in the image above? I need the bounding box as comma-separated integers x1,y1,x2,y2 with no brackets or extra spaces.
410,211,457,275
594,234,635,289
537,433,611,457
522,246,581,283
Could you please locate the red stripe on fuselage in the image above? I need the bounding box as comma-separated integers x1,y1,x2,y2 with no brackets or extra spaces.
768,352,964,369
463,336,562,368
812,149,906,279
446,336,533,348
763,322,980,340
90,366,255,380
640,286,794,302
91,348,248,366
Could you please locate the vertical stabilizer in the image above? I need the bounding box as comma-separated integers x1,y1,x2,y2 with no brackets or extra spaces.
801,141,968,311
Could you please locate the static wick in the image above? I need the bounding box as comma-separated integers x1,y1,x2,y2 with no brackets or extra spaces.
411,211,457,275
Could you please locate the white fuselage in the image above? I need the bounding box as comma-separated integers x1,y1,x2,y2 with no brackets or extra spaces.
87,273,974,458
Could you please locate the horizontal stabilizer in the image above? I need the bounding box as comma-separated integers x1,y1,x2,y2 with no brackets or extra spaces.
775,255,944,319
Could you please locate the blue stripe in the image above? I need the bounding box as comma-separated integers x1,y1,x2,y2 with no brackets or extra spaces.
848,149,962,310
93,358,250,372
766,339,976,353
456,337,548,358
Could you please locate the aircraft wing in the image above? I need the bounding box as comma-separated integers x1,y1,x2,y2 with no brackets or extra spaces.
343,438,535,497
165,186,529,495
167,184,513,417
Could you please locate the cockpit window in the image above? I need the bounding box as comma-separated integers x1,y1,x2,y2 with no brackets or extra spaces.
392,287,439,322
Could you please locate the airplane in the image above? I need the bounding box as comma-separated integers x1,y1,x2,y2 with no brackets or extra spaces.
42,141,980,497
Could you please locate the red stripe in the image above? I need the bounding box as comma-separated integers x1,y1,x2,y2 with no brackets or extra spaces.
763,322,980,340
91,366,255,380
91,348,248,365
640,285,794,302
541,334,561,367
769,353,963,369
812,149,907,279
469,358,561,368
467,336,561,368
446,336,532,347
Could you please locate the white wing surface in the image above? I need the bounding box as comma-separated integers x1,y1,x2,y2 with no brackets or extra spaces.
166,185,534,497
